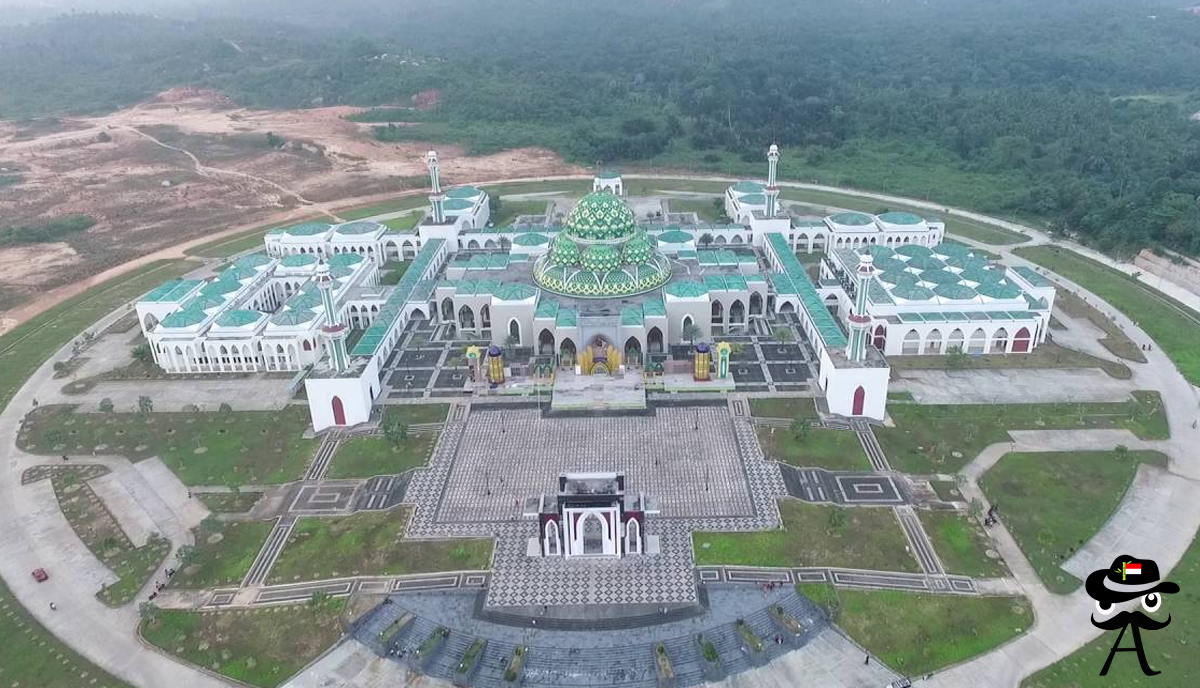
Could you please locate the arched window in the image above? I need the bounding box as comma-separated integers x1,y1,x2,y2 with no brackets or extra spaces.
873,325,887,351
749,292,763,316
968,327,987,354
729,299,745,325
441,298,454,322
853,386,866,415
902,329,921,355
331,396,346,425
544,520,561,556
946,329,965,353
480,305,491,329
538,329,556,355
507,318,521,345
624,336,642,365
1012,326,1032,353
925,328,943,354
647,327,664,354
625,517,641,555
458,305,475,330
711,300,724,323
992,327,1009,353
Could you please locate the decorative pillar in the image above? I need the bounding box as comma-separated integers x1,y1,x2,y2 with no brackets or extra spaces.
693,342,712,381
315,261,349,372
715,342,731,378
487,345,505,385
846,251,876,362
765,144,780,217
426,150,445,224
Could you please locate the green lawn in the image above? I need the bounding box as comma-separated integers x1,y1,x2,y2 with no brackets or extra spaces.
755,425,871,471
748,397,820,421
196,491,264,513
917,510,1008,578
980,449,1168,594
141,599,346,688
1017,245,1200,385
381,213,420,232
875,391,1169,474
780,188,1030,245
492,200,550,227
1052,284,1145,362
887,339,1132,380
17,406,318,486
337,196,428,221
1022,528,1200,688
378,260,410,285
382,403,450,426
267,510,493,583
831,588,1033,676
0,581,131,688
667,198,723,222
326,434,436,479
184,217,324,259
172,520,274,588
694,500,920,572
0,261,203,688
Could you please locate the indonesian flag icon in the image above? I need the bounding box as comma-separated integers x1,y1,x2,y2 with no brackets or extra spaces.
1117,562,1143,579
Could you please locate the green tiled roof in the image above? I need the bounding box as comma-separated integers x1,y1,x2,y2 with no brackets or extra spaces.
280,254,318,268
336,221,384,235
975,281,1023,299
446,186,484,199
142,279,203,303
880,270,919,287
270,309,316,326
235,253,273,269
766,233,848,349
351,238,445,358
664,280,709,298
216,309,264,327
960,266,1005,284
160,307,208,328
535,299,560,319
564,192,637,241
556,308,578,327
1014,266,1052,288
865,245,896,259
328,252,365,268
200,278,242,297
642,297,666,317
731,181,764,194
829,212,875,226
512,232,550,246
895,244,934,258
892,283,935,301
737,194,765,205
906,255,946,272
621,305,644,326
657,230,693,244
877,211,924,225
918,269,962,286
281,222,332,236
443,198,476,211
187,294,229,311
494,282,538,301
934,283,978,300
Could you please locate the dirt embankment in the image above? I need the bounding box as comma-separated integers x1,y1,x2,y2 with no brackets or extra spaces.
0,88,584,334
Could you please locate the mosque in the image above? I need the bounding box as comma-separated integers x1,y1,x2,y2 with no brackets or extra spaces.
134,147,1054,431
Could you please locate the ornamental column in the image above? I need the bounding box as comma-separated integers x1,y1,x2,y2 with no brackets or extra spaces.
426,150,445,224
846,251,876,362
765,144,780,217
316,260,349,372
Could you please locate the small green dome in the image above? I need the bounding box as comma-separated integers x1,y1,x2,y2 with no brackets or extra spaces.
550,234,580,265
623,237,652,264
581,244,621,273
564,192,637,242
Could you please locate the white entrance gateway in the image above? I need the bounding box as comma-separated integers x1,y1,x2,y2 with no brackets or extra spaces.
530,472,659,559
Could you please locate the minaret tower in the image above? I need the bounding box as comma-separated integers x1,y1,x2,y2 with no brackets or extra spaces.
765,144,781,217
316,261,349,372
846,251,876,362
426,150,445,224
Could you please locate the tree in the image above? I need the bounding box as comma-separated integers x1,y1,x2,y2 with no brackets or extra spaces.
383,411,408,446
175,543,196,566
138,602,159,623
682,321,701,344
1114,444,1130,461
131,344,150,363
265,131,285,148
790,417,811,441
946,346,968,369
98,397,114,413
137,395,153,414
218,402,233,414
775,327,795,344
504,333,520,348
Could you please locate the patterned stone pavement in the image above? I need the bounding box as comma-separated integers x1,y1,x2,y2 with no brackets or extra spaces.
401,402,788,608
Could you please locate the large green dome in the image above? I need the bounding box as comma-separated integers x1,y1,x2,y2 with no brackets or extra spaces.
564,192,637,242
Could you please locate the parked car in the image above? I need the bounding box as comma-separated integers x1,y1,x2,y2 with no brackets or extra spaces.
31,568,49,583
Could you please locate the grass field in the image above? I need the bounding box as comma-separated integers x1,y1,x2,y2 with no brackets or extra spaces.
381,213,420,232
694,500,920,572
326,433,437,479
980,450,1168,594
887,339,1132,380
917,510,1008,578
0,261,206,688
196,491,263,513
1016,245,1200,385
378,260,410,285
876,391,1169,474
173,519,273,588
492,199,550,226
1022,528,1199,688
141,599,346,688
336,196,428,221
667,198,723,222
830,588,1033,676
755,425,871,471
1051,284,1145,362
17,406,318,486
747,397,820,421
267,509,493,583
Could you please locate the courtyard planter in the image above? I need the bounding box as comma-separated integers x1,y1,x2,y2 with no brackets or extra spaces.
768,605,804,645
377,612,413,648
411,626,450,671
454,638,487,686
734,619,767,665
695,634,724,682
652,643,675,688
503,645,527,686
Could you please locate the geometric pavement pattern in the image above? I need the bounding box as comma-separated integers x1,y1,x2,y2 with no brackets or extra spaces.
401,403,788,608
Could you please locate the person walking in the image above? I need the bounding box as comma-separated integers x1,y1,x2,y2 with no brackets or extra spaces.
49,602,57,611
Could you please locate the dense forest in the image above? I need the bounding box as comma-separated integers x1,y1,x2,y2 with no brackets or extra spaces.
1,0,1199,256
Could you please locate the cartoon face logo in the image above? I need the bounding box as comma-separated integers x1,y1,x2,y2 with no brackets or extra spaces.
1086,555,1178,676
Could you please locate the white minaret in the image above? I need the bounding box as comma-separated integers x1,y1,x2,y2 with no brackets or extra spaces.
426,150,445,224
316,260,349,372
846,251,876,362
765,144,781,217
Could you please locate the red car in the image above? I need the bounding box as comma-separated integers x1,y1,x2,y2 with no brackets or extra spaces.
31,568,49,583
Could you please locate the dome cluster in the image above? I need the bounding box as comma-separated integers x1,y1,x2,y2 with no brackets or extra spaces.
533,192,671,298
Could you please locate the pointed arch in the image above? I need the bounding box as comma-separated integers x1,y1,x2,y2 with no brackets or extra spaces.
647,326,664,354
480,305,491,329
624,336,642,365
947,328,965,353
729,299,745,325
711,300,724,323
902,329,921,355
458,304,475,330
992,327,1009,353
331,396,346,426
538,328,556,355
507,318,521,345
441,297,454,323
625,517,641,555
968,327,987,354
872,324,887,351
852,386,866,416
1013,326,1032,353
749,292,763,316
925,328,943,354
